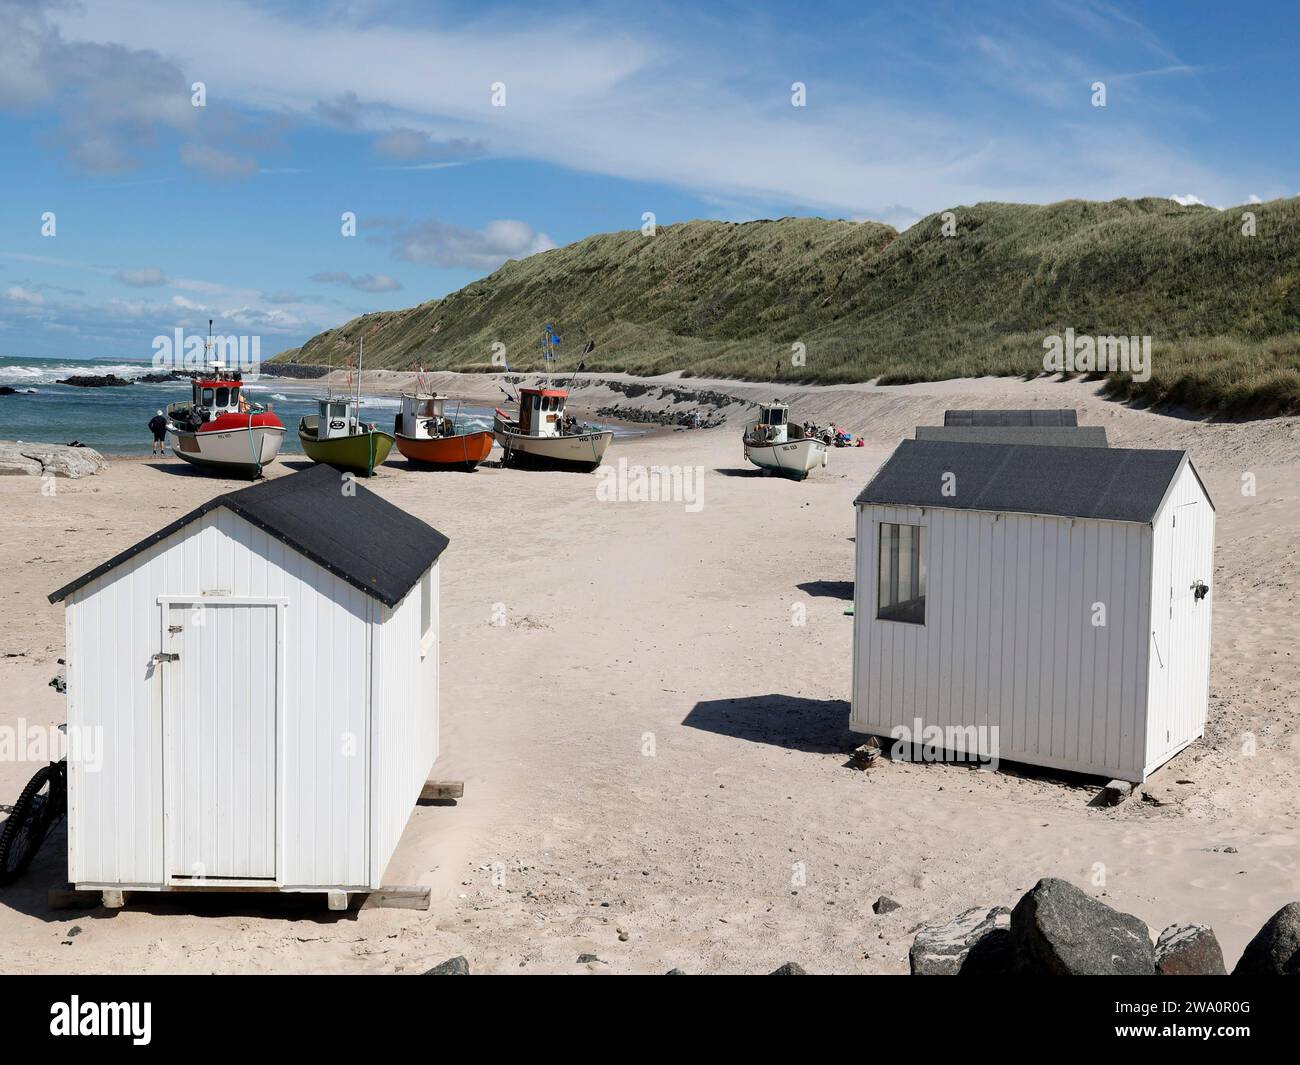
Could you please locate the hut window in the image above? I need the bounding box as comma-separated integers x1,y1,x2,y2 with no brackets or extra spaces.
419,568,433,646
878,523,926,624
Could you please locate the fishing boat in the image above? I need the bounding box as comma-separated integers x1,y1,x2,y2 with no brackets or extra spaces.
742,400,828,480
297,337,394,476
166,365,286,477
393,392,494,470
493,386,612,471
492,324,612,472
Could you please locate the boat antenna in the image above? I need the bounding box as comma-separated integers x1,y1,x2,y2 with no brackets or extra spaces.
355,335,364,425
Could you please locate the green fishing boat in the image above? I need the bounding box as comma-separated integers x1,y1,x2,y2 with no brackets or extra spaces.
297,338,394,476
299,399,394,476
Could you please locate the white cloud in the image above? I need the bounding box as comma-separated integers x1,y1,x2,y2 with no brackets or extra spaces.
377,219,556,270
1170,194,1210,207
114,266,170,287
5,285,45,304
178,143,257,179
310,272,404,293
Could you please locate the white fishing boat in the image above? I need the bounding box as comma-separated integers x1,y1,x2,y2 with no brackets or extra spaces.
742,400,828,481
166,364,286,477
493,386,612,472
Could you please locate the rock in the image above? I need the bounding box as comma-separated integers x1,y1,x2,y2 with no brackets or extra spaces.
577,953,603,964
423,955,469,975
1010,878,1154,975
1231,902,1300,975
910,906,1012,975
1155,923,1226,975
769,962,807,975
849,739,882,770
873,895,902,915
0,386,22,395
665,968,686,975
1099,780,1133,806
0,441,108,478
57,374,131,387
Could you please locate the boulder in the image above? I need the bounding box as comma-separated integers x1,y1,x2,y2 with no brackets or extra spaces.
910,906,1012,975
423,955,469,975
0,441,108,478
1232,902,1300,975
1010,878,1154,975
1155,923,1227,975
769,961,807,975
57,374,131,387
873,895,902,915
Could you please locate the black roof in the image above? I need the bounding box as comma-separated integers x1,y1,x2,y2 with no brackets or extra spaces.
915,425,1108,448
50,464,450,607
855,439,1202,523
944,408,1078,427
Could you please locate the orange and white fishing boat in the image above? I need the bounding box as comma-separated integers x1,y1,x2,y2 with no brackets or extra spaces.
166,365,285,478
393,392,495,471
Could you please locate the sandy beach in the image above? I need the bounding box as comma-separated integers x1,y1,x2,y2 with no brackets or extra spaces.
1,373,1297,974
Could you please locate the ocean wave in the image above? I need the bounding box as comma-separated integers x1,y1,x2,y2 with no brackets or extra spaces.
0,362,155,386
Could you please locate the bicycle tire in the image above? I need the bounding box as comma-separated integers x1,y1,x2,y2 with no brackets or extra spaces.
0,764,61,886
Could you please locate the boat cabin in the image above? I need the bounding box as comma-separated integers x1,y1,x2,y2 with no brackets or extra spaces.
749,401,790,444
398,392,450,439
315,397,359,441
516,387,568,438
183,364,245,422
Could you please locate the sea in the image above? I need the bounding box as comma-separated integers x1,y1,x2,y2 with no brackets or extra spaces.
0,356,634,456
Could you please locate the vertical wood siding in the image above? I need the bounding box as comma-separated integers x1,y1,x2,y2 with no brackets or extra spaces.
67,509,372,889
1144,463,1215,774
852,504,1155,780
368,564,440,888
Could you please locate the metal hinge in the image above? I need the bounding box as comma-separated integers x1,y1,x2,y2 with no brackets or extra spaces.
152,652,180,663
168,624,183,633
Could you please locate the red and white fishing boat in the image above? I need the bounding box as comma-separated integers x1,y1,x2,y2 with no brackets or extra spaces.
166,365,286,477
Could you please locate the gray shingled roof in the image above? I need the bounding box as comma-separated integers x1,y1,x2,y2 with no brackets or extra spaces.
50,464,449,607
855,439,1197,523
915,426,1108,447
944,408,1078,427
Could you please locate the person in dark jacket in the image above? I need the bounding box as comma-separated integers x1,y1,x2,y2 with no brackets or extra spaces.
148,410,169,454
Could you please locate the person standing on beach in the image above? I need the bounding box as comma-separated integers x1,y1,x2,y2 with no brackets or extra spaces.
148,410,169,455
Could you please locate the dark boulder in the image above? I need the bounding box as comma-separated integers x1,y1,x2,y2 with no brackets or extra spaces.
1232,902,1300,975
873,895,901,915
423,955,470,975
1155,923,1227,975
58,374,131,387
1010,878,1154,975
910,906,1012,975
769,961,807,975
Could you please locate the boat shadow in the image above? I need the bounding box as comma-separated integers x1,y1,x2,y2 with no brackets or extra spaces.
712,466,765,477
683,694,854,754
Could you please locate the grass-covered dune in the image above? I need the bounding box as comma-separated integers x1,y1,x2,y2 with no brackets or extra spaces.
275,197,1300,416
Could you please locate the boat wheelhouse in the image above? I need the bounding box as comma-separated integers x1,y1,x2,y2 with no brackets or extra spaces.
393,392,495,471
493,386,612,472
166,364,286,478
299,395,394,477
742,400,828,481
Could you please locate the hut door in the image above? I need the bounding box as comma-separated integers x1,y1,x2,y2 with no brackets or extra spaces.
164,601,279,882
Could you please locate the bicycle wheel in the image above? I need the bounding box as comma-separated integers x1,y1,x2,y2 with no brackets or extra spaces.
0,764,61,886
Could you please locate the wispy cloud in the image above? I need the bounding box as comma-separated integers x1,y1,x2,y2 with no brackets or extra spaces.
310,271,404,293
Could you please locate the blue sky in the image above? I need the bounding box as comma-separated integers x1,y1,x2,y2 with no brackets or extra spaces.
0,0,1296,358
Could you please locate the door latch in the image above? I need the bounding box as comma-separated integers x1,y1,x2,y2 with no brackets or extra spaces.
168,624,183,633
152,652,180,663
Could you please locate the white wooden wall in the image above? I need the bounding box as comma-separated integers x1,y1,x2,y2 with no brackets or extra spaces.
852,503,1155,781
1144,462,1215,775
65,508,372,889
368,563,439,888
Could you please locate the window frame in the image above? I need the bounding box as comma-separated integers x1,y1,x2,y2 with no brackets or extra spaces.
876,521,927,626
418,566,436,657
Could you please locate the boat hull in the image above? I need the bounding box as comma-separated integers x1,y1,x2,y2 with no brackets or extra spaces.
494,412,612,472
168,419,286,478
394,429,494,470
299,417,395,476
743,437,828,480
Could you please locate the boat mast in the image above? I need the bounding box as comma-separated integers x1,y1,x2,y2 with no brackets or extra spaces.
355,336,364,425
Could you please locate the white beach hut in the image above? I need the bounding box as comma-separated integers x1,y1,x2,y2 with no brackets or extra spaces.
47,463,450,905
851,439,1215,783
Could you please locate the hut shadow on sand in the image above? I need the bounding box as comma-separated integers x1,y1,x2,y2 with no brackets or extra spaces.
684,695,853,755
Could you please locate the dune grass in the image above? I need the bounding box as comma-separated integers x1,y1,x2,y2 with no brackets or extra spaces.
275,197,1300,417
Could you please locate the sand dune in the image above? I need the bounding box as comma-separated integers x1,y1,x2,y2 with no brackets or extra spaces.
0,374,1296,973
